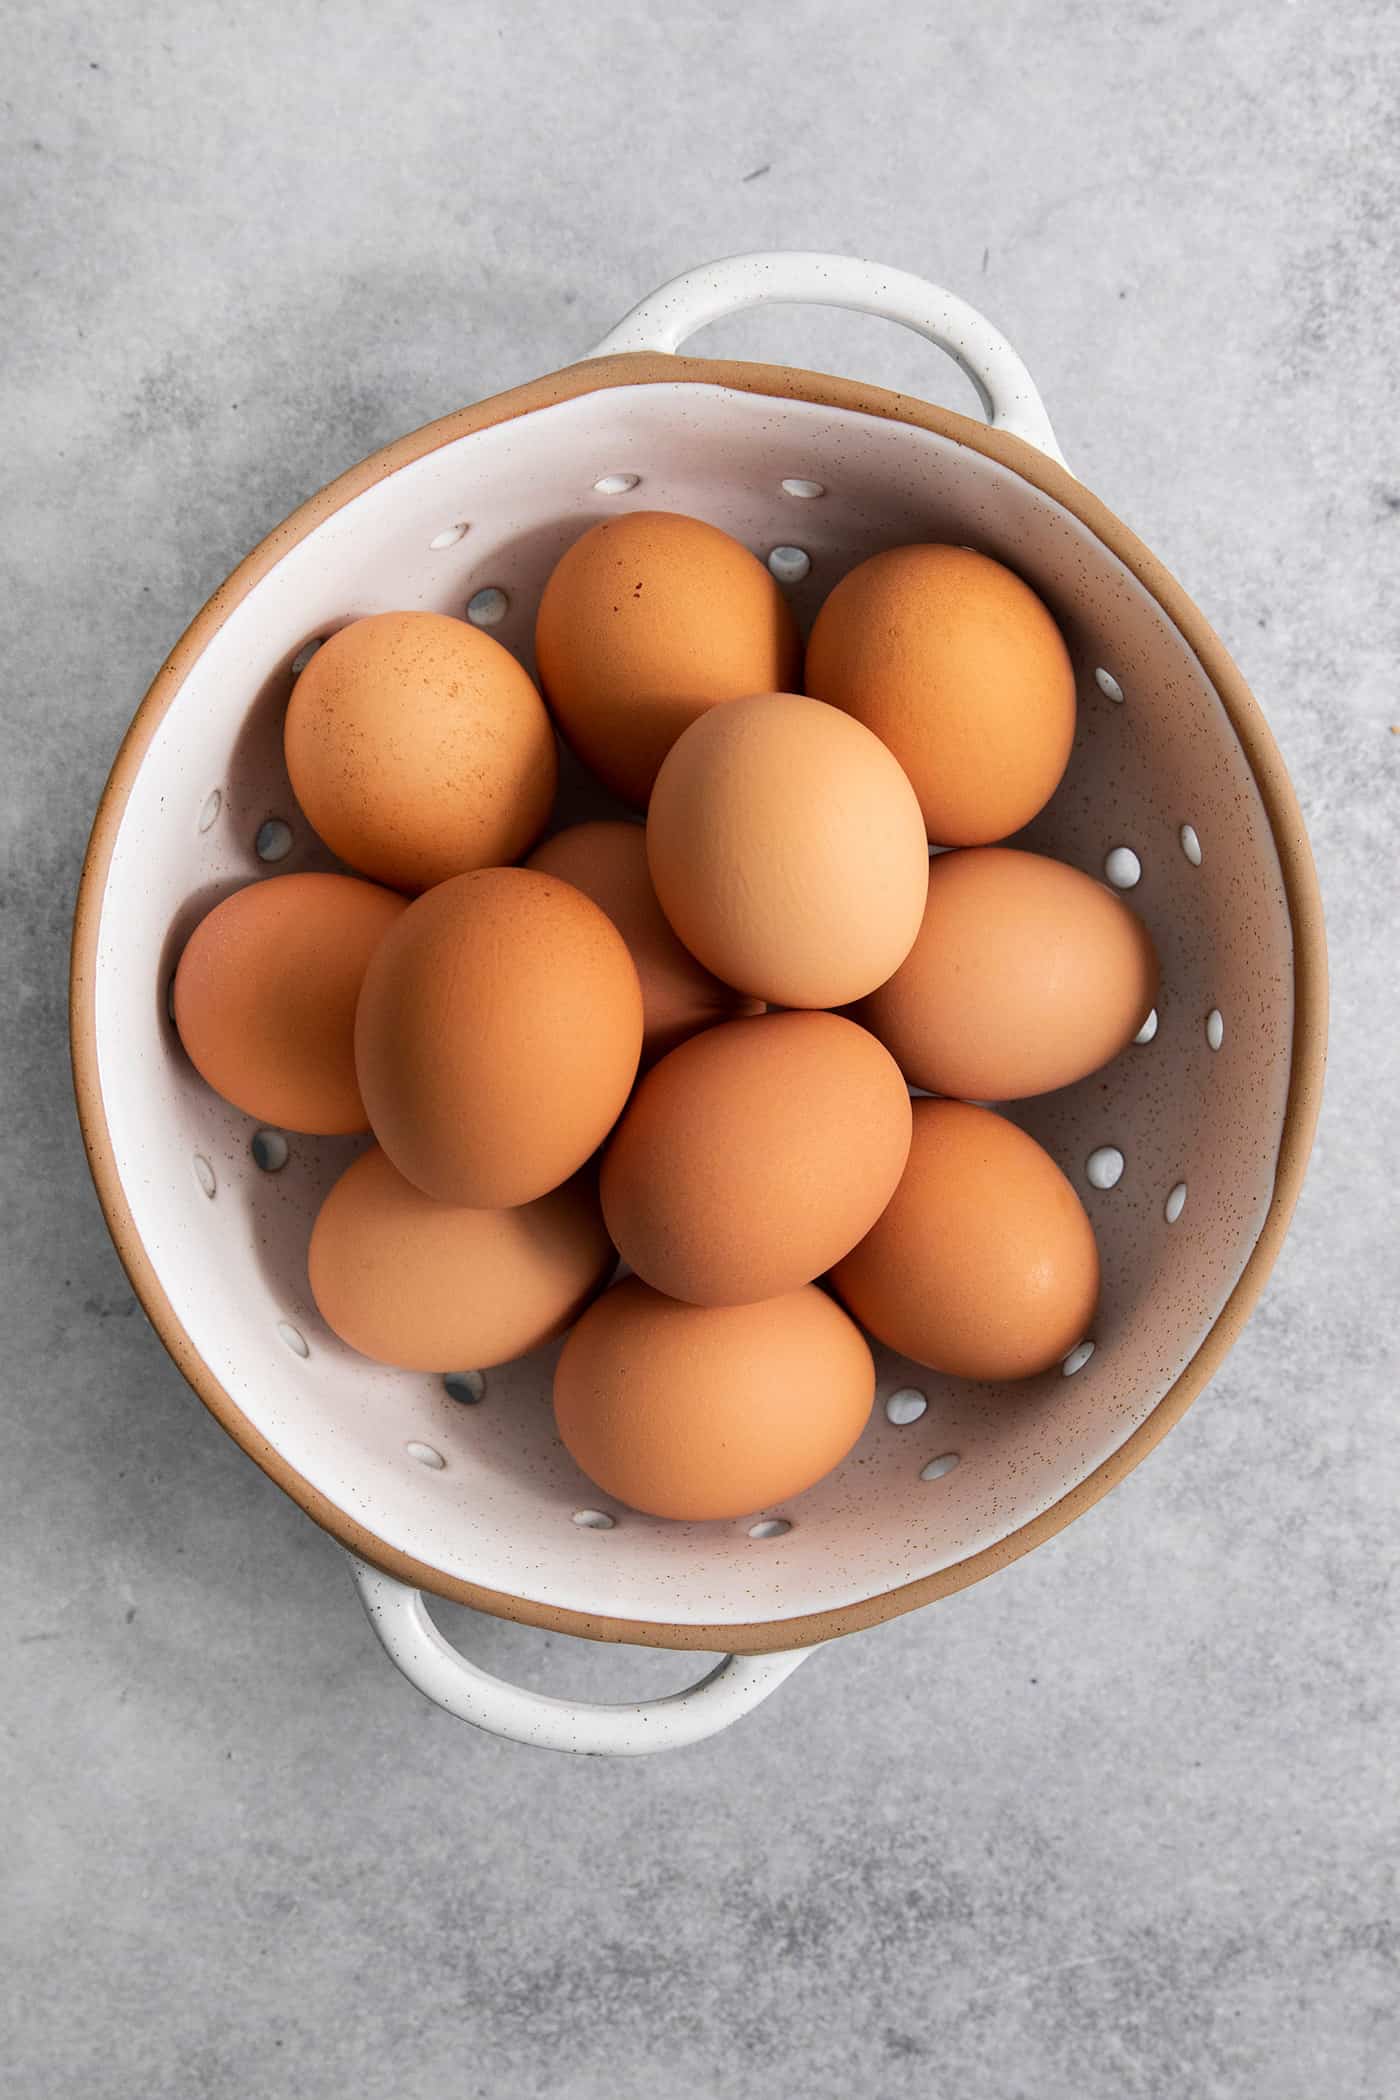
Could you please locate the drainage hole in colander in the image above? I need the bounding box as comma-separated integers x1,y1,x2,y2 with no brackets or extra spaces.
1134,1007,1159,1045
290,639,323,677
1165,1182,1187,1224
573,1509,615,1530
192,1154,217,1199
749,1518,791,1539
1180,823,1203,866
1206,1008,1224,1051
885,1387,928,1426
593,473,640,496
1062,1340,1095,1376
429,522,470,550
781,477,825,500
920,1454,960,1483
444,1370,486,1405
251,1129,289,1173
768,546,811,584
466,587,509,628
1086,1146,1125,1191
1095,668,1125,703
1104,845,1141,889
197,789,222,835
406,1441,446,1470
255,818,293,864
277,1320,309,1357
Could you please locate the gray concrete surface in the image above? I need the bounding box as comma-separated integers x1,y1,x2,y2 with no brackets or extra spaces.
4,3,1398,2094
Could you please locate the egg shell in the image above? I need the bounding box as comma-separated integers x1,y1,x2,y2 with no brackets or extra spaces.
831,1100,1099,1381
601,1011,912,1307
805,544,1076,845
284,610,556,890
553,1278,874,1521
646,692,929,1009
172,871,406,1133
354,867,643,1209
308,1146,613,1372
856,847,1159,1100
533,511,801,806
526,820,763,1063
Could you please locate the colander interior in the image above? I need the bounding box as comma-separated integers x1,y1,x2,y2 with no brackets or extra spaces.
88,379,1294,1629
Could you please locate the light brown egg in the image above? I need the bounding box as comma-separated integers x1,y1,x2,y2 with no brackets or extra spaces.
533,511,801,805
308,1146,613,1371
805,544,1076,845
354,867,643,1208
646,692,929,1008
831,1100,1099,1381
601,1012,912,1306
553,1278,874,1521
172,872,406,1133
857,847,1159,1100
284,611,556,890
526,821,762,1063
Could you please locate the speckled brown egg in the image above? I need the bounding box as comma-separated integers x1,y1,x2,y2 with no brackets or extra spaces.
308,1146,614,1371
857,847,1159,1100
831,1099,1099,1381
600,1011,912,1306
284,610,556,890
526,820,763,1063
354,867,643,1208
805,544,1076,845
533,511,801,805
646,692,929,1008
172,872,406,1133
553,1278,874,1521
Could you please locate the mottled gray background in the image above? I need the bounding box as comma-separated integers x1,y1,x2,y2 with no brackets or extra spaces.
4,3,1397,2094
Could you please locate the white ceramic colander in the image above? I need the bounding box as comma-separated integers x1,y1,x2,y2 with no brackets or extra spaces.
71,254,1326,1755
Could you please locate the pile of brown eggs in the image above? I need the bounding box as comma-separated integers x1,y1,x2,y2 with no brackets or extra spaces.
172,512,1157,1523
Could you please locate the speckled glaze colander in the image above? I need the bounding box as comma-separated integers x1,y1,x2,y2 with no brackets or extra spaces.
71,254,1326,1755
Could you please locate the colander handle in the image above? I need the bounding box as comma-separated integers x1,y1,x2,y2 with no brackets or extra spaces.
588,250,1068,466
350,1558,813,1756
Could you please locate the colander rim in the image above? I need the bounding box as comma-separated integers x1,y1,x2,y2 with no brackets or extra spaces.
69,349,1328,1653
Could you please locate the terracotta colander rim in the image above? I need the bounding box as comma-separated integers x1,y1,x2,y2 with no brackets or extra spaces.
69,351,1328,1654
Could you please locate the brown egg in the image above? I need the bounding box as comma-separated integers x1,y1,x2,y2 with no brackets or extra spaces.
805,544,1076,845
831,1100,1099,1381
533,511,801,805
601,1012,912,1306
857,847,1159,1100
284,611,556,890
526,821,763,1063
554,1279,874,1521
308,1146,613,1371
646,692,929,1008
355,867,643,1208
172,872,406,1133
